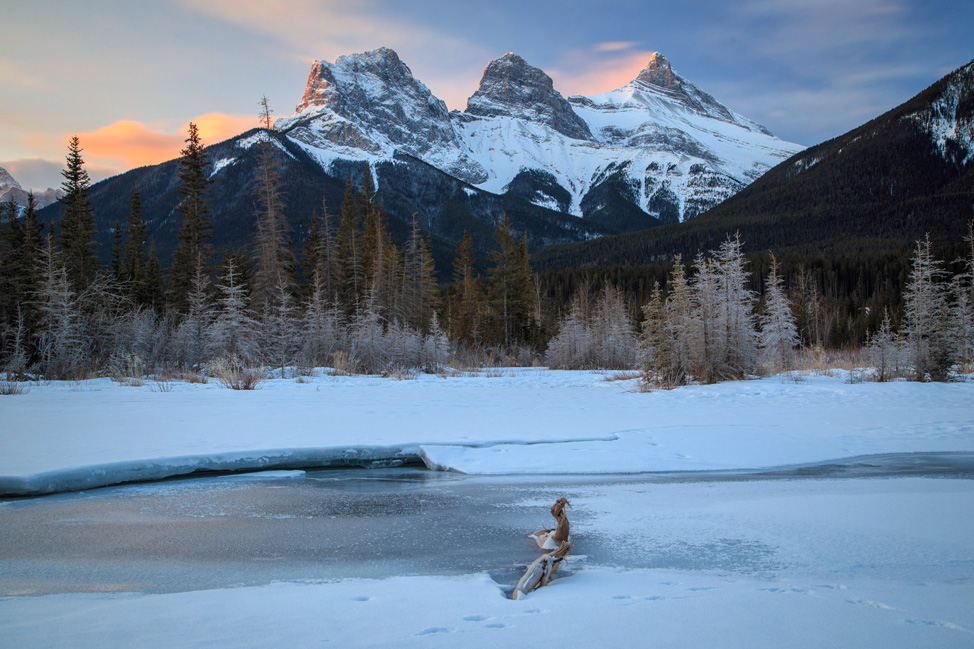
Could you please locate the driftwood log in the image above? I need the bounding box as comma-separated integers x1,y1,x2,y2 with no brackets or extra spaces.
529,497,571,550
515,498,573,599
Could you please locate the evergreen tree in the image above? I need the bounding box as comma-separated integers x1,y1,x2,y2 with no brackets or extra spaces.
487,217,535,349
209,255,260,364
172,253,214,370
1,195,43,368
333,179,364,315
401,216,438,332
759,253,799,373
121,182,153,306
950,221,974,370
867,308,900,381
714,233,759,380
300,265,343,368
450,230,483,344
58,136,98,292
902,234,953,380
260,270,300,376
168,122,213,313
110,220,123,281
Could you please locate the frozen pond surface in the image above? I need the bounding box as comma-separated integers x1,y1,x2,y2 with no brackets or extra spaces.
2,453,972,598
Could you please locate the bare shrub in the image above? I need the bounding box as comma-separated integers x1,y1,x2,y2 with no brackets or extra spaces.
153,379,175,393
382,366,418,380
184,371,207,384
602,370,641,382
211,354,265,390
330,350,359,376
0,380,29,395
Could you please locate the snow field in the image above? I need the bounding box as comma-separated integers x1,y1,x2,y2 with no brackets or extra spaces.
1,369,972,494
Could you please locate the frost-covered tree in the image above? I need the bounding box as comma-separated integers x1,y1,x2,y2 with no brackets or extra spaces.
759,254,799,373
34,237,86,378
714,233,759,380
209,256,260,365
299,267,343,368
643,258,695,386
867,308,900,382
546,290,594,369
421,312,450,373
348,305,387,373
172,254,214,370
591,285,638,369
902,234,953,381
260,270,300,376
950,221,974,370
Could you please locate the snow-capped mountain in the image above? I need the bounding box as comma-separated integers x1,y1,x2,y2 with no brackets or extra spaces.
0,166,21,195
532,59,974,270
0,166,62,210
274,48,803,228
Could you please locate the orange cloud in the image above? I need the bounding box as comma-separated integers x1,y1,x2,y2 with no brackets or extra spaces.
549,51,655,98
62,113,257,172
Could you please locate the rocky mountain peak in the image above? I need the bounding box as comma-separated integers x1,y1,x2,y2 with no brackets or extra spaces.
465,53,593,141
634,52,679,91
0,166,22,194
277,48,488,185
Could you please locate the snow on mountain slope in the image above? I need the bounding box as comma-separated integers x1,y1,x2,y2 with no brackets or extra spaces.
275,48,804,227
275,47,488,185
909,60,974,165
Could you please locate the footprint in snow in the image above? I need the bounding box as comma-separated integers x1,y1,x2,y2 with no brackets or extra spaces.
416,627,453,636
905,619,971,633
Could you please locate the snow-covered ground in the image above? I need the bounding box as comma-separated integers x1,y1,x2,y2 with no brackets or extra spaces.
1,369,973,647
1,369,972,494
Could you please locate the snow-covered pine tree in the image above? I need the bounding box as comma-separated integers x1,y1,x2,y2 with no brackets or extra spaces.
299,266,343,369
421,312,450,373
348,304,387,374
260,270,300,377
759,253,799,373
950,221,974,371
172,253,214,370
690,253,723,383
592,285,638,369
209,256,261,366
902,234,953,381
714,233,759,380
866,308,900,381
546,291,593,369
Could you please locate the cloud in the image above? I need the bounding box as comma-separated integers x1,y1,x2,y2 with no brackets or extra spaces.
7,113,256,190
594,42,641,53
75,113,255,170
547,49,654,98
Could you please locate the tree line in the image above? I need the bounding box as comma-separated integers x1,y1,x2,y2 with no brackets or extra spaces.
1,117,972,384
0,117,541,380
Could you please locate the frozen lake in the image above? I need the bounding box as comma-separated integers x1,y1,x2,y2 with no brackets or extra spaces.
2,455,972,598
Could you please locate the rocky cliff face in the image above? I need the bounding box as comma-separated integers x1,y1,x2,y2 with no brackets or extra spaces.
465,53,593,141
276,47,487,184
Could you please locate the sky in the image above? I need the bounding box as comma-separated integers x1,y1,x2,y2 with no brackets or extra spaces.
1,0,970,192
